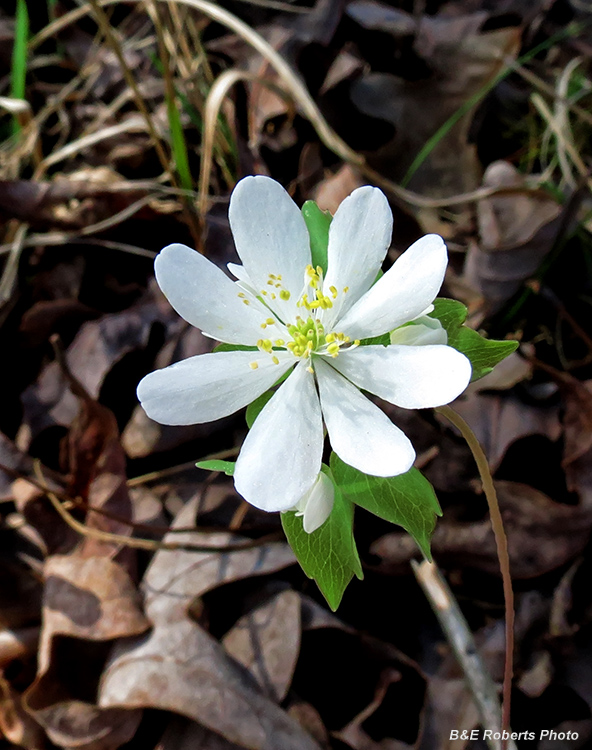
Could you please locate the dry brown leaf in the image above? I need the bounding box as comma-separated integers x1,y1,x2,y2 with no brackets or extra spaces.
313,164,364,214
0,173,158,230
0,677,46,750
346,7,521,218
157,715,245,750
19,290,182,446
372,481,592,578
140,493,294,624
100,617,321,750
451,391,562,472
39,556,149,650
22,555,148,750
122,324,215,457
464,161,563,311
332,667,406,750
97,496,317,750
0,430,32,501
223,589,301,703
560,378,592,467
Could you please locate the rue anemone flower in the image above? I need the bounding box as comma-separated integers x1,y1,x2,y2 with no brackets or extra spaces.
137,176,471,531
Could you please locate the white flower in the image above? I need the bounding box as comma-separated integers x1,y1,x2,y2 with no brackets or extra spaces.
389,316,448,346
137,176,471,527
293,471,335,533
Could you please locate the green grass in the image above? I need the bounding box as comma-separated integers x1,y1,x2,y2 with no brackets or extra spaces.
10,0,29,134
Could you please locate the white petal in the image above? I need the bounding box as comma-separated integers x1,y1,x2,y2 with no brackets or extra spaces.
234,363,324,512
315,358,415,477
322,186,392,328
389,317,448,346
137,350,295,425
293,472,335,533
228,176,311,322
330,345,472,409
155,243,272,345
336,234,448,339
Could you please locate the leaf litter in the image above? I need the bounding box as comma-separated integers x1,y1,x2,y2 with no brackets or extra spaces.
2,0,592,747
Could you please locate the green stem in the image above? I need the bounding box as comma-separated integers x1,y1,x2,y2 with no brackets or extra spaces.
436,405,514,749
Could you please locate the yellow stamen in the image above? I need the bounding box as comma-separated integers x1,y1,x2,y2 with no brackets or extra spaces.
250,362,259,370
272,356,279,365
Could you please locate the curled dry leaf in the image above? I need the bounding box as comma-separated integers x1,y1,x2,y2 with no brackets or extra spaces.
97,495,317,750
464,161,563,311
0,429,32,501
157,715,245,750
346,8,521,221
22,555,148,750
0,677,46,750
19,292,181,445
332,667,405,750
122,324,215,458
372,481,592,578
223,589,302,703
451,390,562,472
140,493,295,625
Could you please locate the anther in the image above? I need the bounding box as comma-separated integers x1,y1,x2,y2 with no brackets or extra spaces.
280,290,290,301
250,362,259,370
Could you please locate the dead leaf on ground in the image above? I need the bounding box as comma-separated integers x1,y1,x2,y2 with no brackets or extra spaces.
451,390,562,472
0,430,32,501
140,493,295,624
122,323,215,457
372,480,592,578
18,288,181,446
0,677,46,750
463,161,563,312
22,554,148,750
346,8,521,227
96,495,316,749
157,715,245,750
223,589,301,703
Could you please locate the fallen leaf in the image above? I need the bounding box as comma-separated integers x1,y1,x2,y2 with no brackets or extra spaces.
463,161,563,311
98,495,318,749
346,7,521,211
0,677,45,750
372,481,592,578
223,589,301,703
451,391,562,472
19,291,181,445
157,715,245,750
0,430,32,501
22,555,148,750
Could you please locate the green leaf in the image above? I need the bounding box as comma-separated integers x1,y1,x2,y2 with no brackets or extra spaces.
430,298,518,381
302,201,332,274
213,343,258,353
281,472,363,611
359,332,391,347
195,459,235,476
331,454,441,561
246,390,274,428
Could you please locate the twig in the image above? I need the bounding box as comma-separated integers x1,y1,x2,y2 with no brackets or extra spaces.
32,460,284,554
436,406,514,750
412,560,517,750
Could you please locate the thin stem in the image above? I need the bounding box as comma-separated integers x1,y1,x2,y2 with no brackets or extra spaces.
436,405,514,748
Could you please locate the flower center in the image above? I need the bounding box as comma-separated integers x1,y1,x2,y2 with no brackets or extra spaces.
248,265,359,371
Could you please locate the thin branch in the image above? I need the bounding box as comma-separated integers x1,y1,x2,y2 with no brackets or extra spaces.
413,560,517,750
436,405,514,749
